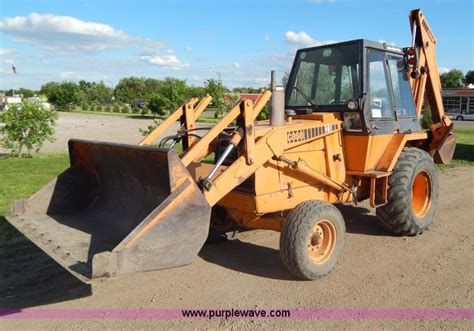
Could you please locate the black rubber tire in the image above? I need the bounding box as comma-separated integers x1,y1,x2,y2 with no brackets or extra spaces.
376,147,439,236
456,116,463,121
280,200,346,280
205,207,241,244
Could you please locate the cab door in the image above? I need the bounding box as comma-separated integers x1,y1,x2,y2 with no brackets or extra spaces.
386,54,420,132
366,49,399,134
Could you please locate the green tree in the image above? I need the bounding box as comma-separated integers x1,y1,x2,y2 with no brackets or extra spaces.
186,85,206,99
232,87,261,94
144,78,162,95
39,82,60,101
0,101,58,156
204,78,229,118
114,77,147,103
440,69,464,88
156,77,188,112
78,80,113,104
147,94,168,116
219,93,240,119
40,82,82,111
5,88,35,98
463,70,474,86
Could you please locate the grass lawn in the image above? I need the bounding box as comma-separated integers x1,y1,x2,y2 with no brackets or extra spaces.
0,153,70,240
0,154,69,216
438,127,474,169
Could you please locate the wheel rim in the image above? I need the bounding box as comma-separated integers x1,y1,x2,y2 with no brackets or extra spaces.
307,220,337,264
411,170,432,218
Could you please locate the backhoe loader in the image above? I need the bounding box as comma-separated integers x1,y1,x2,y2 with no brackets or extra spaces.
6,9,455,281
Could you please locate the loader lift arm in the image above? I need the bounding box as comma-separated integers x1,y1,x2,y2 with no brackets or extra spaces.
408,9,456,164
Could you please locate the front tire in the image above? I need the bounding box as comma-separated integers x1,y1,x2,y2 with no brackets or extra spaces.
280,200,346,280
206,206,242,244
376,148,439,235
456,115,464,121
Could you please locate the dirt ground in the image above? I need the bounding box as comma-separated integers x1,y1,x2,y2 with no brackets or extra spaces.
0,112,473,329
35,112,161,152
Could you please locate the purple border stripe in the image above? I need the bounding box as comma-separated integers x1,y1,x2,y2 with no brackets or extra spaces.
291,309,474,319
0,309,473,320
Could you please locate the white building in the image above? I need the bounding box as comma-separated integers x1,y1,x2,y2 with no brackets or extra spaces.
442,88,474,120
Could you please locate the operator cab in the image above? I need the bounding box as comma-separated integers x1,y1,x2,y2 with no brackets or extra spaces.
285,39,421,135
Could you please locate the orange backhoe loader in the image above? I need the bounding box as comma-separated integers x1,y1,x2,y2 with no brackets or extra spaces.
6,9,455,282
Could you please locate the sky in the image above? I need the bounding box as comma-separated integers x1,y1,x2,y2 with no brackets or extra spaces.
0,0,472,90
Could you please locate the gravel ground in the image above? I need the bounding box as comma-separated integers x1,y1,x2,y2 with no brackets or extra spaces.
0,112,473,329
0,111,199,154
451,119,474,128
36,112,160,152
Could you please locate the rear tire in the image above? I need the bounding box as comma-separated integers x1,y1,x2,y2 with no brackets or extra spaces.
280,200,345,280
456,115,464,121
376,148,439,235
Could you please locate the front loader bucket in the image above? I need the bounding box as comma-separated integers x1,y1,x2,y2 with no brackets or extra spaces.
6,139,211,283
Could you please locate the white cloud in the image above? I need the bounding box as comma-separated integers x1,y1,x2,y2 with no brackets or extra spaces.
185,46,192,52
0,13,164,52
285,31,336,47
438,67,450,74
264,34,271,42
140,54,190,70
233,62,240,68
0,47,14,56
0,47,15,64
285,31,314,46
60,71,77,79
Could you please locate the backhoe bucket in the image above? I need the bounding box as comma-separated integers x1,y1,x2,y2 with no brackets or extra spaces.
6,139,211,283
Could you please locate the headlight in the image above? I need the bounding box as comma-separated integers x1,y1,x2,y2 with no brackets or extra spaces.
346,99,359,111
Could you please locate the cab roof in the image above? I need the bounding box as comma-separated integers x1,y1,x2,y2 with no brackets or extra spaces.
297,39,405,56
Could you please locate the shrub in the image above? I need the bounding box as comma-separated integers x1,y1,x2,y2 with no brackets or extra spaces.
139,119,162,137
0,101,58,156
140,107,149,117
147,94,168,116
421,106,433,129
81,103,89,111
113,103,121,113
105,105,112,112
90,103,97,112
256,104,270,120
121,105,130,113
215,93,239,119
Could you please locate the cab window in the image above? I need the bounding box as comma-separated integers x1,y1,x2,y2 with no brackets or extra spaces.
367,50,394,119
387,55,417,117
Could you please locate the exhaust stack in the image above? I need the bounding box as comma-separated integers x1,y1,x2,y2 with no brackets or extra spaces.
270,70,285,127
